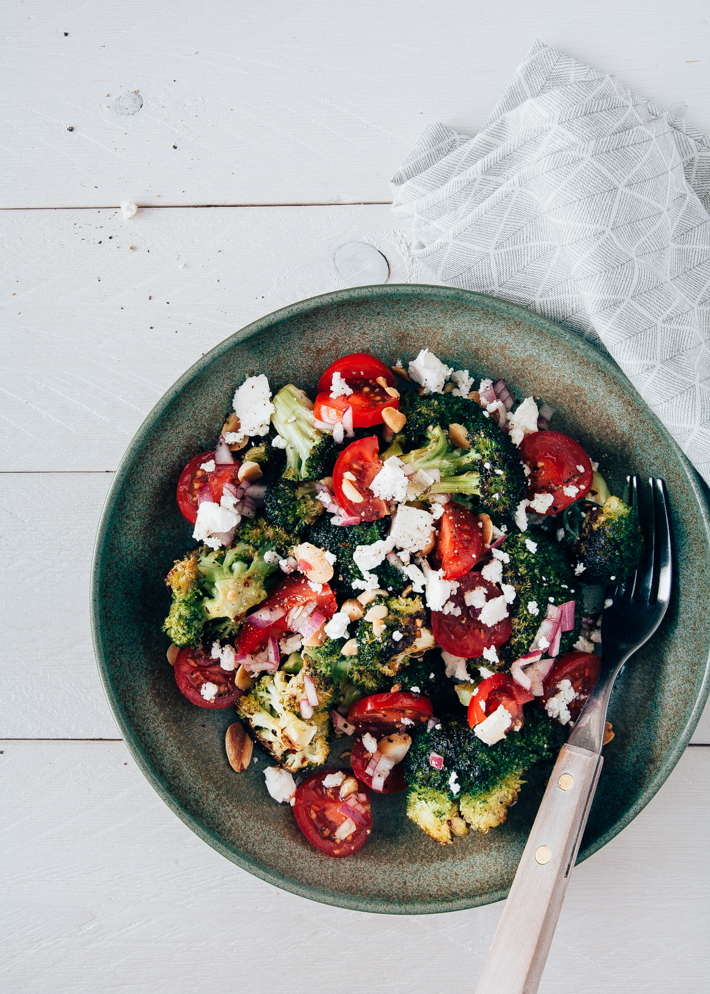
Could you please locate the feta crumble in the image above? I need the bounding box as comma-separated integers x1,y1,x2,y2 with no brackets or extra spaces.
120,200,138,219
529,492,554,514
474,704,512,745
231,375,275,443
450,369,474,397
491,548,510,564
322,770,346,788
362,732,378,754
482,645,499,664
421,563,459,612
563,484,579,497
324,612,351,640
199,459,216,472
479,595,509,627
271,434,287,449
200,682,219,702
193,500,240,550
544,679,577,725
448,771,461,796
507,397,539,446
514,499,529,532
430,502,445,520
408,348,453,395
390,505,435,555
353,537,394,574
525,538,538,554
481,559,503,584
573,635,595,652
442,651,470,682
392,630,403,642
264,767,297,804
211,641,236,671
527,600,539,616
263,550,281,565
501,583,517,604
574,563,587,575
330,371,353,399
464,586,488,609
369,456,409,503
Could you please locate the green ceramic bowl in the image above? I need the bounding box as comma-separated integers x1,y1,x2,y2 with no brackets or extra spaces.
92,285,710,914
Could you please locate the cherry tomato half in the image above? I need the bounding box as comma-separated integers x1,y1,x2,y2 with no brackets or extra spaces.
174,644,241,709
519,430,593,515
293,771,373,857
435,503,484,579
234,575,337,655
431,572,513,659
350,737,407,794
538,650,601,724
176,451,242,525
468,673,533,730
333,436,388,522
314,353,399,428
347,691,433,732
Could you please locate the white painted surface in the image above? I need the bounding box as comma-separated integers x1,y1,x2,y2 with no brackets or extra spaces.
3,7,709,991
2,1,709,208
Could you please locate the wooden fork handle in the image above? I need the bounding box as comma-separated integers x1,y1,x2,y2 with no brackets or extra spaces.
475,743,603,994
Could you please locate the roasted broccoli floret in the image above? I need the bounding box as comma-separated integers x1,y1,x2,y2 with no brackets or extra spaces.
305,515,409,596
565,495,643,585
401,393,526,518
162,518,286,647
270,383,338,481
236,670,331,772
499,528,582,664
281,642,346,714
403,709,556,842
395,651,446,695
263,478,325,534
356,594,436,677
241,427,287,484
406,784,467,845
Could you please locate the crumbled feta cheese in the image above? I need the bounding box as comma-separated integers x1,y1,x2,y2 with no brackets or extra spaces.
264,767,296,803
422,563,459,612
369,456,409,503
392,630,403,642
330,371,353,399
481,558,503,584
442,651,470,682
591,630,602,643
575,563,586,575
604,598,614,609
193,500,240,550
263,550,281,565
591,460,599,471
322,770,346,788
527,600,539,616
577,465,585,473
279,633,302,653
307,581,323,593
464,586,488,609
479,595,509,627
406,467,440,499
410,686,421,694
494,468,504,476
400,562,426,592
120,201,138,219
491,548,510,564
525,538,538,554
390,505,435,554
353,537,394,574
401,716,414,725
514,499,529,532
271,434,287,449
557,528,565,542
352,571,384,591
474,704,512,745
441,600,461,616
324,551,337,565
544,679,577,725
573,635,595,652
362,732,378,754
199,459,216,472
563,484,579,497
482,645,499,664
430,502,445,520
507,396,539,447
231,375,275,443
538,636,550,650
408,348,453,394
479,378,493,398
200,681,219,702
210,641,236,671
450,369,474,397
529,492,554,514
501,583,517,604
324,612,351,640
448,771,461,796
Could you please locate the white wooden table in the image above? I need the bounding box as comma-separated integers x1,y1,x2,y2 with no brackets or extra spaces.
2,4,709,991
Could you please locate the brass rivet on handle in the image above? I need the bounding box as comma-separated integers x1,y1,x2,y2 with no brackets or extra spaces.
535,845,552,865
558,773,575,791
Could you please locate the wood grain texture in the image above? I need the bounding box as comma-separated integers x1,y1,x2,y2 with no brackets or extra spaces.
1,740,708,994
2,1,709,208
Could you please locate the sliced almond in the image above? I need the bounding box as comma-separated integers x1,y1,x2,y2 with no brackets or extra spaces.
382,406,406,433
477,513,494,546
364,603,388,622
375,375,389,389
385,385,400,399
372,618,387,637
293,542,334,584
450,814,469,837
339,776,359,799
341,638,359,656
225,723,253,773
237,460,263,483
222,412,249,451
341,478,364,504
235,664,256,692
391,365,410,382
356,588,388,605
468,390,483,406
603,721,615,746
341,598,364,621
303,624,327,648
421,530,436,555
377,732,411,762
319,476,334,489
448,422,471,450
166,643,180,666
443,382,455,393
343,470,357,481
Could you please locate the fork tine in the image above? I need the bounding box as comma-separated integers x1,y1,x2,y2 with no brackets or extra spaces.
638,477,657,602
653,479,672,606
625,476,643,600
626,474,638,513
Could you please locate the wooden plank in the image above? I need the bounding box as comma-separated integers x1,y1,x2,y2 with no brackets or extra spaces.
3,471,709,742
0,740,708,993
2,1,709,208
0,204,416,472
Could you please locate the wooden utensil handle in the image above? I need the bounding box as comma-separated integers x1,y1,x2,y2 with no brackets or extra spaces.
475,743,603,994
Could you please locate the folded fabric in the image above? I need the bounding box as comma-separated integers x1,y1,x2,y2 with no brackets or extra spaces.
392,40,710,486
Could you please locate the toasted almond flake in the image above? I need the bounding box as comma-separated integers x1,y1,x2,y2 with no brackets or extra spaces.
341,638,359,656
234,664,256,692
382,406,406,432
448,423,471,449
357,588,388,605
385,385,400,398
603,721,615,746
339,776,359,799
302,624,327,648
222,412,248,450
166,644,180,666
237,460,263,483
376,375,389,388
372,618,387,637
341,478,364,503
343,471,357,481
225,723,253,772
364,603,388,622
391,365,410,382
293,542,335,583
341,598,364,621
477,513,493,545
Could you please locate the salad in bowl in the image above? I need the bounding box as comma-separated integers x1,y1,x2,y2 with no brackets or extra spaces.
162,347,643,856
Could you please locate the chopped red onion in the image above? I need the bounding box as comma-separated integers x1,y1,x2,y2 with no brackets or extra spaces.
549,625,562,657
493,379,514,412
297,610,325,640
214,435,235,464
279,556,297,574
242,651,279,675
196,483,213,505
489,534,507,551
214,528,237,546
537,417,550,430
426,717,440,732
299,699,315,720
525,657,556,696
332,513,361,527
334,817,357,840
313,417,335,431
222,481,239,499
511,658,534,692
365,750,382,777
246,606,286,629
480,382,496,405
303,673,319,708
559,600,576,632
244,483,267,501
429,753,444,771
371,773,387,792
267,637,280,666
331,710,356,736
338,801,369,826
332,422,345,444
530,604,562,654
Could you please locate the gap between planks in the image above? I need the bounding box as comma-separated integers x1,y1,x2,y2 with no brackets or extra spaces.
0,202,394,211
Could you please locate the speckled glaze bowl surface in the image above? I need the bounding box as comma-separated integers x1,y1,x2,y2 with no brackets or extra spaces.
92,285,710,914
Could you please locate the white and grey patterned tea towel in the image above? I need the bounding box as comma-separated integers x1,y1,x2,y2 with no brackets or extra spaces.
391,40,710,486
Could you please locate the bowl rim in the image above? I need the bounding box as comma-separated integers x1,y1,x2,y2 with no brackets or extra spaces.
91,283,710,914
